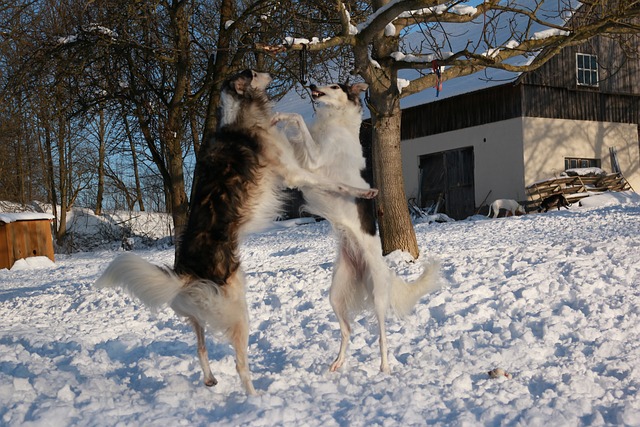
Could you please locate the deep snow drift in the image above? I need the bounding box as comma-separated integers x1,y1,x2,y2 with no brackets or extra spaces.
1,192,640,426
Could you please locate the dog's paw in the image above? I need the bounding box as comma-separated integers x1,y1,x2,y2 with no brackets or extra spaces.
271,112,302,127
359,188,379,199
330,360,343,372
204,375,218,387
488,368,512,379
336,185,378,199
270,112,286,126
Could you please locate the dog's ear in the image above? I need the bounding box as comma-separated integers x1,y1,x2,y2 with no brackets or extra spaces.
233,77,251,95
233,76,251,95
351,82,369,94
232,69,254,95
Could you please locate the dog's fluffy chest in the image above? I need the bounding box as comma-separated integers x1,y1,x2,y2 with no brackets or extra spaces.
238,130,289,235
310,116,365,184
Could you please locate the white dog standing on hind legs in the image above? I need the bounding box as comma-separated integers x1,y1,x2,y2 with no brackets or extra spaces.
274,81,441,374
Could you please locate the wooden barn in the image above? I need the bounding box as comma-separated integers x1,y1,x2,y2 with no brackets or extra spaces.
0,213,55,269
399,34,640,219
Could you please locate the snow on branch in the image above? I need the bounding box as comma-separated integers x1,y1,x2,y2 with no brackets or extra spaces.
357,0,459,40
397,78,410,93
284,36,322,46
390,51,453,63
355,0,477,35
254,0,639,92
532,28,571,39
396,3,478,19
342,4,359,36
56,23,119,46
397,31,581,98
83,24,118,39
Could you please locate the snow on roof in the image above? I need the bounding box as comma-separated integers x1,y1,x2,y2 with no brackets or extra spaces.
0,213,55,224
10,256,55,271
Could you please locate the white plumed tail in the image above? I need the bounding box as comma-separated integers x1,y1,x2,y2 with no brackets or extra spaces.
95,253,183,310
390,258,441,317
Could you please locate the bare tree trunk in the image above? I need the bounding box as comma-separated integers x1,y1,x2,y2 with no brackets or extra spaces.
43,127,59,232
95,107,106,215
24,118,35,202
201,0,236,145
370,105,419,258
56,117,68,241
130,141,144,212
122,112,145,211
163,131,189,247
362,3,420,258
188,103,200,158
25,137,33,202
16,129,25,205
166,0,191,258
187,0,236,217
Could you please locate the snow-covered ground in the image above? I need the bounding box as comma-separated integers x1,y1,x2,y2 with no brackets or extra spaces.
2,192,640,426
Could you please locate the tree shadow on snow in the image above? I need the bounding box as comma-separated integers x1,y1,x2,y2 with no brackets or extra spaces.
93,337,235,400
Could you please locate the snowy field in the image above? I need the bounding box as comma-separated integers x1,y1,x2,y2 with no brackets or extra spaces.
2,192,640,426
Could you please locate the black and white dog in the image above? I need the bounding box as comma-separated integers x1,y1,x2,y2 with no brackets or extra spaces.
538,193,571,212
274,82,440,374
95,70,377,395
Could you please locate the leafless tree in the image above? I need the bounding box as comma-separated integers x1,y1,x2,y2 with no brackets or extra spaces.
1,0,356,252
258,0,640,257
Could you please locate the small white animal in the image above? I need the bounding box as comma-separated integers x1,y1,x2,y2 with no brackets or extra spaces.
487,199,525,218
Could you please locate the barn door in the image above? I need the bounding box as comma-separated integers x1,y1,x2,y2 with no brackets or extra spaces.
418,154,446,214
419,147,475,220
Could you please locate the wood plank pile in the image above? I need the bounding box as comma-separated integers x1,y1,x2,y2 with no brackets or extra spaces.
525,172,632,212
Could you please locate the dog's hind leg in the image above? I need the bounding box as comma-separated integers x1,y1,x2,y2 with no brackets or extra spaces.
229,317,256,395
226,271,257,395
374,303,390,374
190,317,218,387
329,255,354,372
368,262,392,374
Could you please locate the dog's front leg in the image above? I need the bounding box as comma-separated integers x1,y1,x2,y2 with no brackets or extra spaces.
272,112,322,170
334,183,379,199
268,138,377,199
287,167,378,199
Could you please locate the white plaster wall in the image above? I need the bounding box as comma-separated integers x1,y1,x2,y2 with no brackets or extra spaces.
522,117,640,190
401,118,527,206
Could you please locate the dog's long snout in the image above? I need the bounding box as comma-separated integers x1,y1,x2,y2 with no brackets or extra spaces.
309,84,325,99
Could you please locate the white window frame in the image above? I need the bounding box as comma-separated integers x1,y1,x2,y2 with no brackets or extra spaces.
576,53,599,87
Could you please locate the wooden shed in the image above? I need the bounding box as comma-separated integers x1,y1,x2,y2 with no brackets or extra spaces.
0,213,55,270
